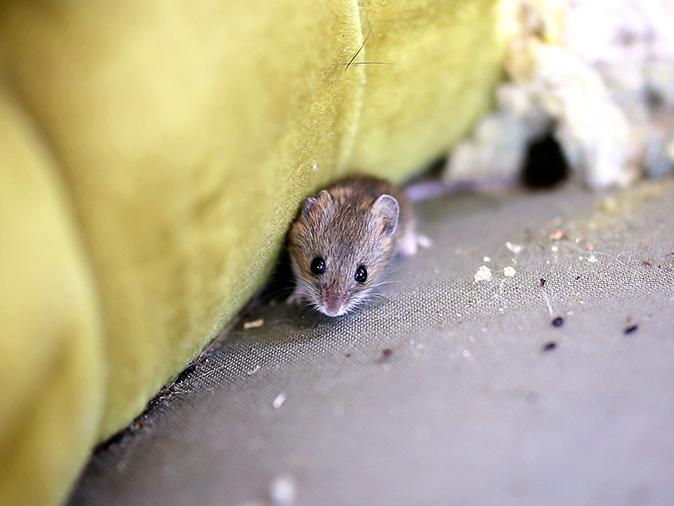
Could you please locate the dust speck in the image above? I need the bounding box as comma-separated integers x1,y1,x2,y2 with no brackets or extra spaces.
506,242,524,254
474,265,493,283
272,393,287,409
269,474,296,506
542,341,558,352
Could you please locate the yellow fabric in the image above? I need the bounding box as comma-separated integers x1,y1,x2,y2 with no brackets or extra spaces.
0,1,505,504
0,88,104,505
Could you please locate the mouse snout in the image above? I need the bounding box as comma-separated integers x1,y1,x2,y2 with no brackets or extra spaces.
322,290,347,317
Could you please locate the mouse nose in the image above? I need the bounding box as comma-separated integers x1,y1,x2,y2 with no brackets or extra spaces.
323,292,345,317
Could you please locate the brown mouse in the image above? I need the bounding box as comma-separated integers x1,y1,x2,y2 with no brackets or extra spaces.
287,176,430,317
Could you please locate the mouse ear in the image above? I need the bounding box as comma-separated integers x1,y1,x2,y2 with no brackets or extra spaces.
371,194,399,237
302,190,332,219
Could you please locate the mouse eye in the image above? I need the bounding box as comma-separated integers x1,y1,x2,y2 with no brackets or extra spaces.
355,265,368,283
310,257,326,276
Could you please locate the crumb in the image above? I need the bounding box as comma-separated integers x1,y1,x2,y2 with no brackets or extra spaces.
642,259,654,266
483,256,492,262
624,324,639,335
551,245,559,252
272,393,287,409
551,316,565,327
587,255,598,263
575,275,581,280
244,318,264,330
474,265,493,283
135,419,145,429
269,474,296,506
539,278,546,287
503,266,517,277
246,365,261,376
542,341,558,352
381,348,394,360
549,230,566,241
345,352,352,358
506,242,523,254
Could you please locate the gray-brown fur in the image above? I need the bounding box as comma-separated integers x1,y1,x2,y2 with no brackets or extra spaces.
287,176,424,317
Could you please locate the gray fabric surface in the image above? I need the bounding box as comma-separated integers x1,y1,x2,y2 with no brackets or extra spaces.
71,180,674,506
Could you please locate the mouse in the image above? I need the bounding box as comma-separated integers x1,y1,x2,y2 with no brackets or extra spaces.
287,176,430,317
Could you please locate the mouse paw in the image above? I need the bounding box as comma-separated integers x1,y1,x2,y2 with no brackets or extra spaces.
286,289,305,305
417,234,432,249
399,232,432,256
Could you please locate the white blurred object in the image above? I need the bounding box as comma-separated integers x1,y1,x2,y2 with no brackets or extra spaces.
446,0,674,189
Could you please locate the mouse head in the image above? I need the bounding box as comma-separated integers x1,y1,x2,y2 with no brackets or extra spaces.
288,189,399,317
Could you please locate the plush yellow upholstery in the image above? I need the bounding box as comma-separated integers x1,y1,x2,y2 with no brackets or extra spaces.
0,1,505,503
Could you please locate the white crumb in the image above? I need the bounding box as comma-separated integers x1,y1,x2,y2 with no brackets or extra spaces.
506,242,523,254
483,256,492,262
551,245,559,252
587,255,598,263
272,393,287,409
243,319,264,330
269,474,296,506
503,266,517,277
474,265,493,283
246,365,261,376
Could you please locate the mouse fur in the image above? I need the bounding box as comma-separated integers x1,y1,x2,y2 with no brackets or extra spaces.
287,176,429,317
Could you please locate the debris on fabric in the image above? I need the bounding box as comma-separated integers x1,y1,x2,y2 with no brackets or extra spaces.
444,0,674,189
503,266,517,277
539,278,546,287
272,393,287,409
549,230,566,241
624,324,639,335
542,341,558,352
587,255,598,263
474,265,493,283
244,318,264,330
506,241,524,254
378,348,394,364
246,365,261,376
483,256,492,262
551,316,565,327
268,474,297,506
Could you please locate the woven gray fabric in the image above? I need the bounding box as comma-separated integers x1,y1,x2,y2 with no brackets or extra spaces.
71,180,674,506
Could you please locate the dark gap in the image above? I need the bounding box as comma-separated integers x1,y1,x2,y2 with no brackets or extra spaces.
521,133,569,189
